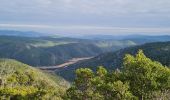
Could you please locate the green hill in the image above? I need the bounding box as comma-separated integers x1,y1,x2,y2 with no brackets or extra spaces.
0,59,69,99
57,41,170,81
0,36,103,66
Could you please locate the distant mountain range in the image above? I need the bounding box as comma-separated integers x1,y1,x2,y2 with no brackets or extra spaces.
57,41,170,81
0,30,54,37
76,34,170,41
1,30,170,41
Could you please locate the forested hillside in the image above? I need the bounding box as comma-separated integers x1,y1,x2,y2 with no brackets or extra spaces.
0,36,103,66
0,36,137,66
0,59,69,99
57,41,170,81
0,34,170,67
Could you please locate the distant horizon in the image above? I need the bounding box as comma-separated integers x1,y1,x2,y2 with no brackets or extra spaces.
0,29,170,37
0,23,170,36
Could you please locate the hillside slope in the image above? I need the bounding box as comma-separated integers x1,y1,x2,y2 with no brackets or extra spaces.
0,34,170,67
57,41,170,81
0,36,136,66
0,59,69,99
0,36,103,66
1,43,102,66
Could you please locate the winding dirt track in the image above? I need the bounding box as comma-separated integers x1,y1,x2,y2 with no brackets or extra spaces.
38,57,93,71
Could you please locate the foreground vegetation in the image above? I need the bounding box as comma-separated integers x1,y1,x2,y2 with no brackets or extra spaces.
65,50,170,100
0,59,68,99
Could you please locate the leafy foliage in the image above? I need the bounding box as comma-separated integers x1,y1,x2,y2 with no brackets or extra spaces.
123,50,170,99
66,50,170,100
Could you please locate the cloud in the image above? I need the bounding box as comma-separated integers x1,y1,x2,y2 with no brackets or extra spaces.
1,0,170,15
0,0,170,32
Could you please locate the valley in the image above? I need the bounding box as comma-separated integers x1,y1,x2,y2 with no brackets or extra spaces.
0,30,170,67
39,57,93,71
56,41,170,81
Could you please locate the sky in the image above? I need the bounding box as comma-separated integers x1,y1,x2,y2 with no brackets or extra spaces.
0,0,170,35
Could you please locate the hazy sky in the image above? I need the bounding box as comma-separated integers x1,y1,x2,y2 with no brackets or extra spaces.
0,0,170,35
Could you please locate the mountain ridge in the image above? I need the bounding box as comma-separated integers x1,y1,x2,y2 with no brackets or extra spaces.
57,41,170,81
